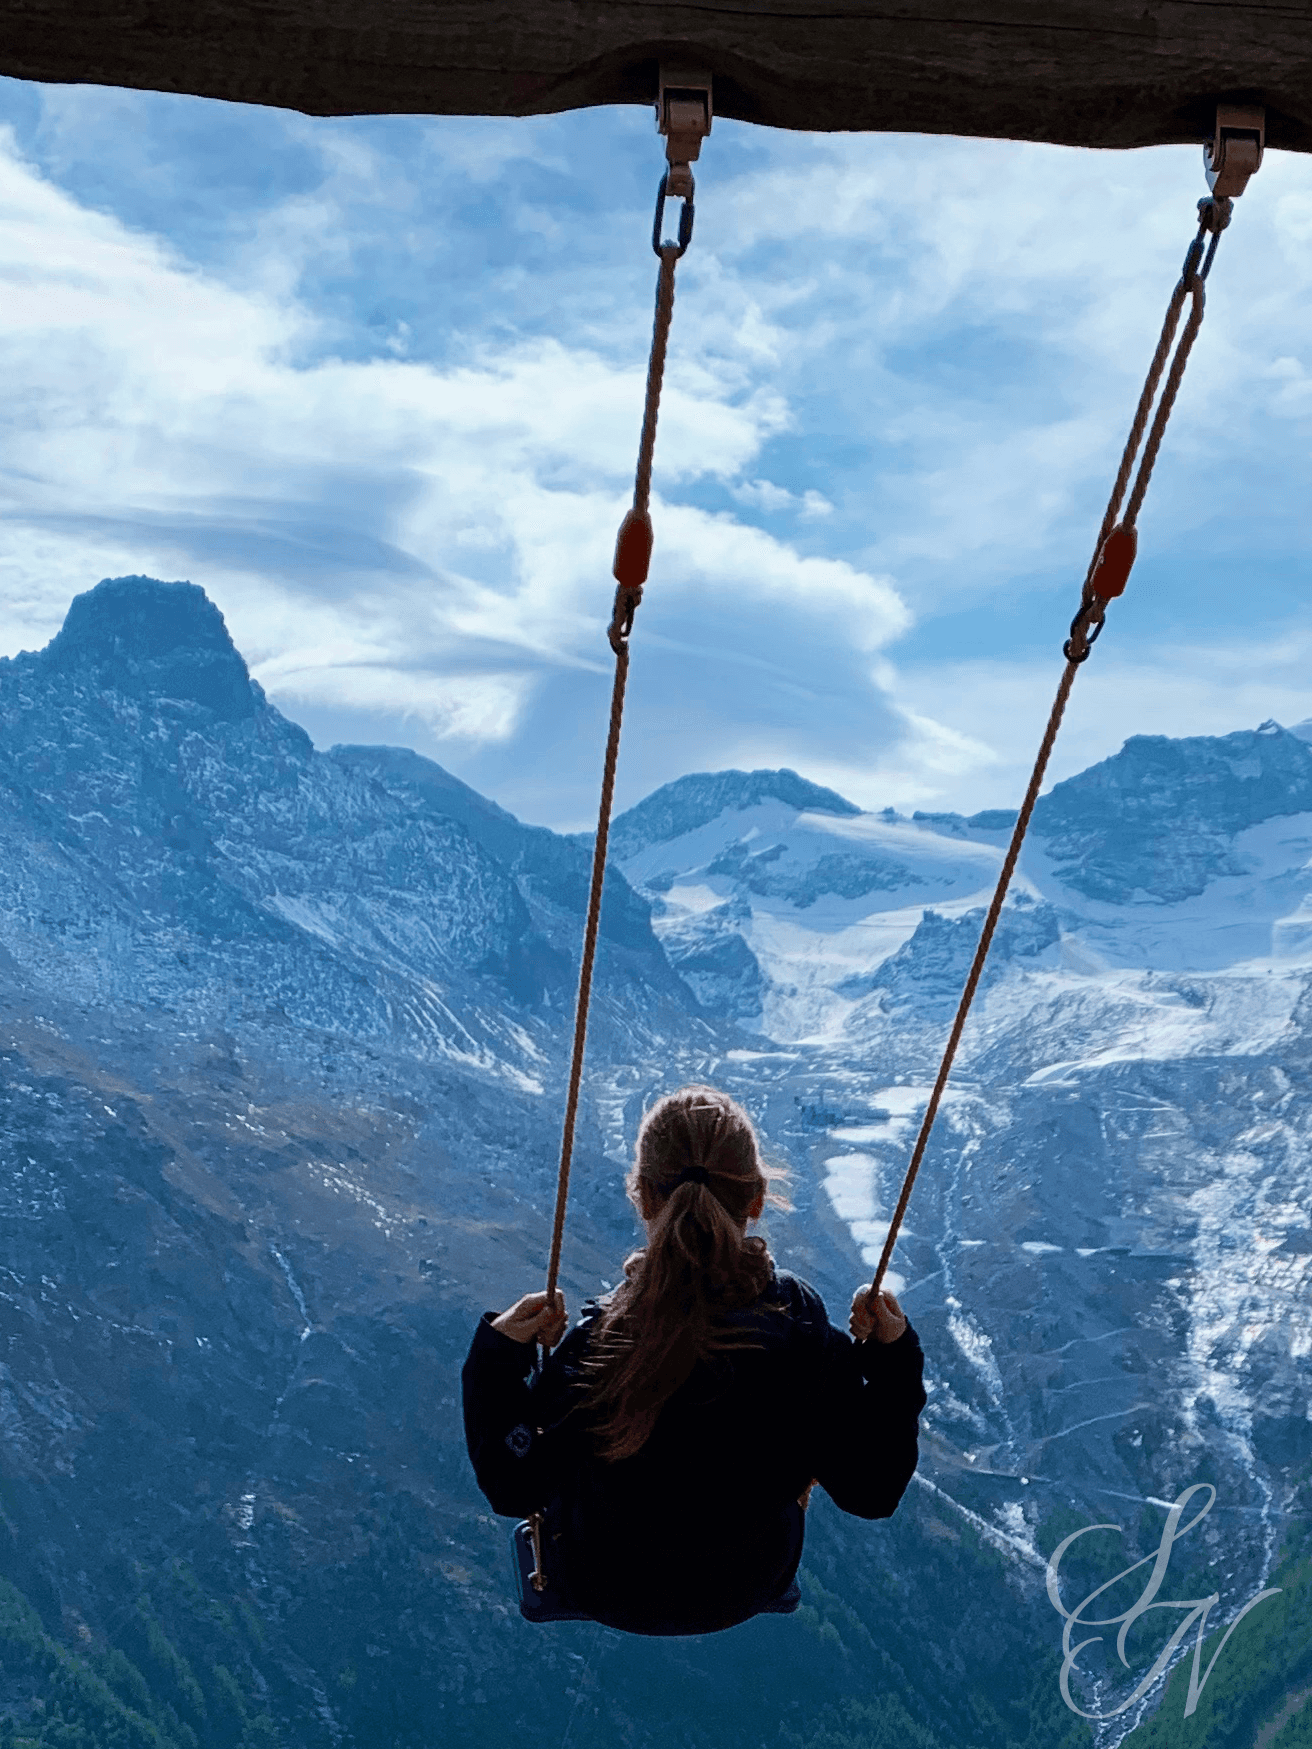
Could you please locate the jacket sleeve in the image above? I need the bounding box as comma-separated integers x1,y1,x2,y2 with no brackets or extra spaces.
809,1316,927,1520
460,1313,582,1517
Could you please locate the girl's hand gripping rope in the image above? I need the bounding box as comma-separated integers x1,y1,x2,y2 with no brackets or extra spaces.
491,1291,568,1348
850,1286,908,1345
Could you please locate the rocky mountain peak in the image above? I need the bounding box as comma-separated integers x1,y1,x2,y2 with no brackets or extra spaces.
39,574,257,722
1032,721,1312,902
610,766,859,862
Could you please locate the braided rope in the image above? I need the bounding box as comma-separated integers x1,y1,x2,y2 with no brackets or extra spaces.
867,660,1078,1297
544,225,686,1307
868,201,1230,1303
635,252,677,518
1090,278,1188,565
544,640,631,1303
1124,279,1205,529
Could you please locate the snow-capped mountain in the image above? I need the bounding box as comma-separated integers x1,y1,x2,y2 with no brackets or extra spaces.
615,727,1312,1038
614,768,1016,1038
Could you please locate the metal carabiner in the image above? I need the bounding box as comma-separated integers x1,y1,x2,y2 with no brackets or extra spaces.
1063,597,1106,665
652,171,695,259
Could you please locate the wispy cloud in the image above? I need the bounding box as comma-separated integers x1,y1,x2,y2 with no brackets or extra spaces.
0,89,1309,829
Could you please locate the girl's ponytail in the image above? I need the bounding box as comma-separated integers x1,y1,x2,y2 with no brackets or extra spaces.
580,1085,790,1461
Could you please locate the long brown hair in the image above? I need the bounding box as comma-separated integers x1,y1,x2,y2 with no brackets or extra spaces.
580,1084,791,1461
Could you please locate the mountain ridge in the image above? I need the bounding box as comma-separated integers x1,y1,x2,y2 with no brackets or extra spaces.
0,575,689,1065
608,766,861,864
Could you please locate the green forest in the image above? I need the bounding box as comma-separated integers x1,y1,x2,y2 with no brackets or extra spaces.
2,1485,1307,1749
1121,1507,1311,1749
0,1566,279,1749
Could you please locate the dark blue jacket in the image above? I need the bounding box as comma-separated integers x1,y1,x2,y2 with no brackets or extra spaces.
462,1269,927,1635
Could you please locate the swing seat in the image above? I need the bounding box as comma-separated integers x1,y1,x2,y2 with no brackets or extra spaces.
509,1519,802,1628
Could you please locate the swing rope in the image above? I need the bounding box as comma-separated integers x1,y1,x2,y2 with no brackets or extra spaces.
542,175,695,1309
868,193,1235,1301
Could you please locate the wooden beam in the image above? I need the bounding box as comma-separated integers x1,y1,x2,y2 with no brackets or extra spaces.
1,1,1309,154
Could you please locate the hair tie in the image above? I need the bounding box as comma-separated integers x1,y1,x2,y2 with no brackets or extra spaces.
676,1165,710,1188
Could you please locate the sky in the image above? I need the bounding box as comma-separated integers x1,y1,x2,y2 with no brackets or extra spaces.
0,77,1310,831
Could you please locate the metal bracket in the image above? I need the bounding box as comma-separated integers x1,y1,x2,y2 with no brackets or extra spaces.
658,65,712,199
1204,104,1264,199
527,1509,548,1592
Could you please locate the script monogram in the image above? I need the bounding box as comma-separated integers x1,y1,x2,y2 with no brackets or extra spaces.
1045,1483,1280,1719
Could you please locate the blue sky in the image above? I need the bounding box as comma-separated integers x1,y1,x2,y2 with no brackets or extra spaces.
1,77,1310,829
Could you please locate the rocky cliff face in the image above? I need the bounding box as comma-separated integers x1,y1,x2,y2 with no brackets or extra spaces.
1030,721,1312,903
0,575,689,1069
1,578,1309,1749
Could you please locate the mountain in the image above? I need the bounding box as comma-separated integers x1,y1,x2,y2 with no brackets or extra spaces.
856,892,1061,1018
610,772,1016,1036
0,575,691,1065
607,767,859,864
0,575,728,1749
1030,720,1312,903
1,577,1309,1749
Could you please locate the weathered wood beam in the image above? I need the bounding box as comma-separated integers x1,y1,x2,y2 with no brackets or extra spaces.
1,2,1309,154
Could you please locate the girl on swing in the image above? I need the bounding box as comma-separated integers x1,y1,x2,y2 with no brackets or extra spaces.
461,1083,926,1636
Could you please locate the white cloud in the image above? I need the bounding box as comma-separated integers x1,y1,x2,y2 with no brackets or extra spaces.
731,478,834,517
693,134,1312,611
732,478,799,514
265,660,528,744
